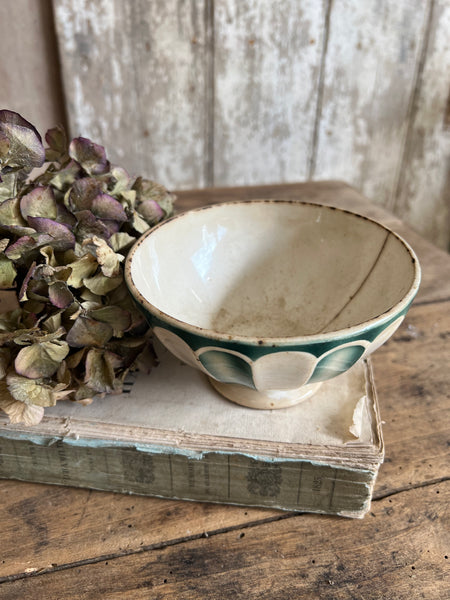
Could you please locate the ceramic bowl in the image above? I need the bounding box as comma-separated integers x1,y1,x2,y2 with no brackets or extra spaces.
125,200,420,409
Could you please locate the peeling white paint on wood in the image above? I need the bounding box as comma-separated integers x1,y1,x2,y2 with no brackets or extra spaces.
394,0,450,250
53,0,209,189
52,0,450,249
213,0,326,185
313,0,428,209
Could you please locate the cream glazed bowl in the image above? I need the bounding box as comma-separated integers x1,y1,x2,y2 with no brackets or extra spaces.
125,200,421,409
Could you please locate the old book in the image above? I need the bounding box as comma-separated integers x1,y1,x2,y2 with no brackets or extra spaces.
0,346,384,518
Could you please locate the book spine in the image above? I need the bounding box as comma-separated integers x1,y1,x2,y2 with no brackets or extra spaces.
0,435,376,518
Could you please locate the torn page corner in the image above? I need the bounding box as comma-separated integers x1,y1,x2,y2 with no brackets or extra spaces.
349,395,367,439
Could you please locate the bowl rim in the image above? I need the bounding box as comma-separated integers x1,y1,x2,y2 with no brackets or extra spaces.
124,199,421,345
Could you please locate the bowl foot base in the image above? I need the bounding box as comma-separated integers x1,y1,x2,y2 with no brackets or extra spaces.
208,378,323,409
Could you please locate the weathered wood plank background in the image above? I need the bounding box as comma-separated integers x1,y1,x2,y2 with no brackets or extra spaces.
1,0,449,250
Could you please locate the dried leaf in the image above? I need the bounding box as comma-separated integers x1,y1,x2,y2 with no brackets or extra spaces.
66,316,113,348
15,339,70,378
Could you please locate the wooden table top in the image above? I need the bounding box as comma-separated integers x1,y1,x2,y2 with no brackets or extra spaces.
0,182,448,599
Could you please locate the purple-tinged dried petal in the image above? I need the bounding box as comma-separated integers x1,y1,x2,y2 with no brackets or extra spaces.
48,281,73,308
69,137,108,175
137,199,165,224
102,220,120,236
0,110,45,172
45,125,67,154
27,216,75,251
66,315,113,348
74,210,111,241
20,186,57,220
5,236,37,261
55,201,77,227
0,223,36,236
68,177,103,212
91,193,127,222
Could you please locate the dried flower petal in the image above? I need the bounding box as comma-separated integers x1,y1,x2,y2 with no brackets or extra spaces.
6,373,56,407
0,255,17,289
69,137,108,175
48,160,79,190
66,253,98,288
27,216,75,251
91,193,127,222
20,186,57,220
0,197,26,226
48,281,73,308
66,315,113,348
83,272,123,295
109,232,136,253
0,390,45,425
5,236,38,262
83,236,123,277
75,209,111,241
69,177,103,212
90,305,131,337
0,347,11,379
137,199,165,224
15,339,70,379
45,125,67,162
0,110,45,173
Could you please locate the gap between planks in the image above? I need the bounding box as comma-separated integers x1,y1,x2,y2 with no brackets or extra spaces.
0,476,447,586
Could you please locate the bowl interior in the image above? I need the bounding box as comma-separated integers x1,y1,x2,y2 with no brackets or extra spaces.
129,202,418,338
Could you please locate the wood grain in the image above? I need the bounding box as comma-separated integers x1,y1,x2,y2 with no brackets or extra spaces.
213,0,326,185
0,483,447,599
0,480,279,579
313,0,427,208
0,0,66,134
53,0,210,188
393,0,450,250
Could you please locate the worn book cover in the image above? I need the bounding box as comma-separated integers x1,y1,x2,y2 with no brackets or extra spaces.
0,346,384,518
